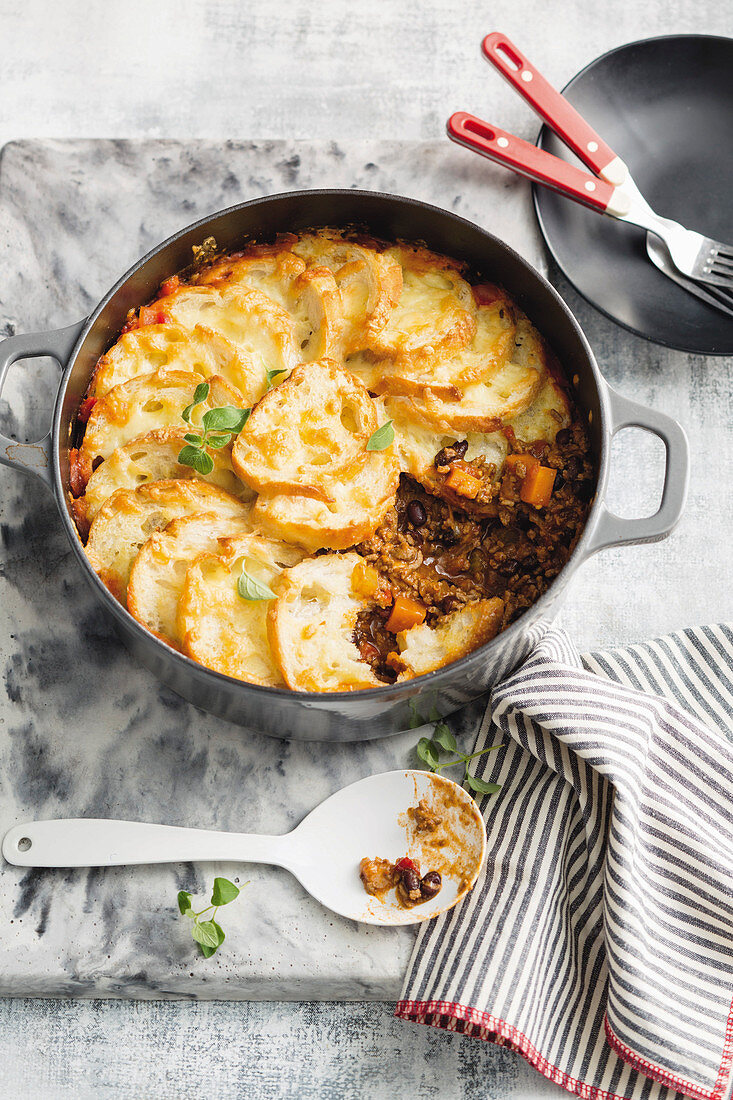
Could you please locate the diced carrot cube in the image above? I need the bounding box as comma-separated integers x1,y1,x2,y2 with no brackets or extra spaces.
351,560,380,599
520,464,557,508
385,595,427,634
505,452,539,479
445,464,481,499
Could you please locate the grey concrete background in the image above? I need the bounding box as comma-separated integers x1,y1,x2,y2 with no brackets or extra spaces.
1,0,731,1097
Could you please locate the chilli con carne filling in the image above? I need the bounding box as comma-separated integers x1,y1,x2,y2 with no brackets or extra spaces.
67,228,595,693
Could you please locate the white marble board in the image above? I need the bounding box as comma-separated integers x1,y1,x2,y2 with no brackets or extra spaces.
0,139,729,999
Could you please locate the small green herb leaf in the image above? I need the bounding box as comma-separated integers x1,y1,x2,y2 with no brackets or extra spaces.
428,705,441,723
237,567,276,602
203,405,250,433
177,890,193,916
416,737,441,771
183,432,203,445
182,381,210,422
178,445,214,475
266,367,289,389
192,919,223,950
211,877,239,907
206,433,232,450
466,775,502,795
366,420,394,451
433,721,457,753
198,921,226,957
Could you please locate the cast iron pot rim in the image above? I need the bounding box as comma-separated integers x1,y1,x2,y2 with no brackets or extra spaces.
52,187,608,704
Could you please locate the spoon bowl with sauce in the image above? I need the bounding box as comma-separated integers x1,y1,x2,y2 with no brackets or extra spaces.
2,771,486,926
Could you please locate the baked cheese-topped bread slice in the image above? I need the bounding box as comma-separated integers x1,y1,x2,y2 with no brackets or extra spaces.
252,446,399,552
76,427,252,534
395,598,504,679
370,245,476,357
193,247,342,362
289,232,402,353
77,370,244,480
154,284,298,391
85,479,249,602
372,286,517,398
404,316,547,433
127,512,254,646
268,553,382,692
178,533,305,687
231,358,378,498
88,323,256,402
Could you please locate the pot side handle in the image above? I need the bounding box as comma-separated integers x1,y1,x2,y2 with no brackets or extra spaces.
0,321,86,490
581,385,689,558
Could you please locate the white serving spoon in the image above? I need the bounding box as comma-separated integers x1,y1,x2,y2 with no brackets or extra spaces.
2,770,486,926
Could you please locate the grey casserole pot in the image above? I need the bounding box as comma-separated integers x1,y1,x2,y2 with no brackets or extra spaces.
0,189,689,741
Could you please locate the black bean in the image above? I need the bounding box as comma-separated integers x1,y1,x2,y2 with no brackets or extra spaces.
553,471,565,491
514,509,531,532
452,440,468,459
420,871,442,899
434,446,453,467
555,428,571,447
399,868,421,896
406,499,427,527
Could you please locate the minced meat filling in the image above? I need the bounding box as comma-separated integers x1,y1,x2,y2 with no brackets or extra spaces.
354,418,593,682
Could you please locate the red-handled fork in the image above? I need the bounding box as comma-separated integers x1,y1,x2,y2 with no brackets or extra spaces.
448,33,733,296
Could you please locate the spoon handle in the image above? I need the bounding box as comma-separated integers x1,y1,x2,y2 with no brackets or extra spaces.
2,819,292,869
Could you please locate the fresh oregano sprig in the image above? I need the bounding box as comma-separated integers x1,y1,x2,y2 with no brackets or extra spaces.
411,702,503,797
178,381,250,475
178,876,247,958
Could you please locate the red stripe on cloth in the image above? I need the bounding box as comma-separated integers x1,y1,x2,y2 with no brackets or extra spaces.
395,998,732,1100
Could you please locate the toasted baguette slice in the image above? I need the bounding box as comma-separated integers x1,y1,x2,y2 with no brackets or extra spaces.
79,427,253,529
290,232,402,353
194,248,342,362
252,448,399,552
268,553,382,692
387,397,508,485
155,284,298,387
373,292,517,398
127,512,254,646
78,370,244,475
396,598,504,679
85,480,249,601
178,534,305,687
406,315,549,432
232,359,378,498
370,245,476,357
88,323,257,402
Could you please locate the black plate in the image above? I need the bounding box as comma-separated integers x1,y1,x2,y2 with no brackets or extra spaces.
533,35,733,355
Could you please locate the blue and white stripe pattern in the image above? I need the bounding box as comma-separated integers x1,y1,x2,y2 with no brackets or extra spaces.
397,626,733,1100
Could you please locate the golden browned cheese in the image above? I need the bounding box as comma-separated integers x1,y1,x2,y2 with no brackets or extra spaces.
70,230,594,692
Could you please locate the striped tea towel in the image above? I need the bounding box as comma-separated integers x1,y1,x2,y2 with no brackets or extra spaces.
396,625,733,1100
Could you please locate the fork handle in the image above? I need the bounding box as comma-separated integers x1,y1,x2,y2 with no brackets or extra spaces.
482,32,626,186
448,113,630,218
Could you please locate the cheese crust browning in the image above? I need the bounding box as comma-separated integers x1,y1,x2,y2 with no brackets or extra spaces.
69,228,594,691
